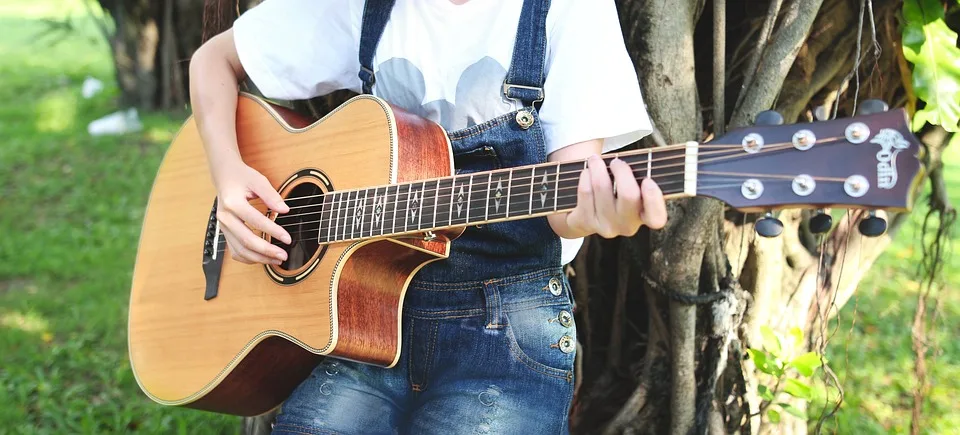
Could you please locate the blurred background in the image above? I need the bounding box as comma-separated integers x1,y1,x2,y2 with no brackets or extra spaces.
0,0,957,434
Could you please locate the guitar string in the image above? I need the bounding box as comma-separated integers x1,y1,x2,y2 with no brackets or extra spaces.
252,136,843,210
242,178,853,248
272,176,851,244
270,137,848,226
272,171,835,228
269,136,846,223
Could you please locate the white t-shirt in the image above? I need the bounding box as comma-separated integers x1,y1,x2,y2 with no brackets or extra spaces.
234,0,653,265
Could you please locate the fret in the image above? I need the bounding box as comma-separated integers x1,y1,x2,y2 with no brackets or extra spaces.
450,176,471,226
373,186,387,236
467,173,489,225
554,162,562,211
319,192,335,243
486,170,509,221
421,180,439,231
484,172,493,221
531,163,558,214
465,175,474,223
436,178,455,229
510,167,533,219
361,188,372,239
339,191,349,242
417,181,426,230
396,183,412,233
505,169,513,218
348,190,360,241
556,162,582,211
404,182,422,232
385,185,399,236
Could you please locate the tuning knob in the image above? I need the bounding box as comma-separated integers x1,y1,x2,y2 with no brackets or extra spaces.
754,110,784,126
809,210,833,234
756,212,784,238
858,211,887,237
858,99,889,115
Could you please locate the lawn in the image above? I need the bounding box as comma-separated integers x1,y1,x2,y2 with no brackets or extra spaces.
0,1,956,434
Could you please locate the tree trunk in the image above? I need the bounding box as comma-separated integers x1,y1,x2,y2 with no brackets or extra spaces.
93,0,209,111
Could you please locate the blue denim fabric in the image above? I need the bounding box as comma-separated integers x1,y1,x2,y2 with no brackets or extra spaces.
273,0,574,433
273,270,576,435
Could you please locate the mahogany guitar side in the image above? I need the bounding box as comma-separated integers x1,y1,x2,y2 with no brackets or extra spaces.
127,94,458,416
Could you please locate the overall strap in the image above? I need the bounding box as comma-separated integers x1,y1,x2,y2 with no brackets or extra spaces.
358,0,396,94
502,0,552,107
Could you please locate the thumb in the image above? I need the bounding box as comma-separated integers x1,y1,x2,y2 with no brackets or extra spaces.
251,174,289,214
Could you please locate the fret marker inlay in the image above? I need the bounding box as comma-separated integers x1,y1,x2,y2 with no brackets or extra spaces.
408,190,420,223
540,174,549,207
494,179,504,212
456,185,465,217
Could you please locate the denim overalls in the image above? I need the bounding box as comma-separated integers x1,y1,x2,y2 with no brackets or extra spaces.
273,1,577,433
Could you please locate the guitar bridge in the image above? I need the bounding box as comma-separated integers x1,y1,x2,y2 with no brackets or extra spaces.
202,198,225,300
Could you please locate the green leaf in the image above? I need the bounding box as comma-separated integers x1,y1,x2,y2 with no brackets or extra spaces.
758,384,775,402
747,348,777,376
783,379,813,400
789,352,824,377
902,0,960,132
760,325,782,355
778,403,808,420
767,409,781,424
788,327,804,349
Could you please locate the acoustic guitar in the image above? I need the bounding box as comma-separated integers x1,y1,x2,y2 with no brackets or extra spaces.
128,93,922,416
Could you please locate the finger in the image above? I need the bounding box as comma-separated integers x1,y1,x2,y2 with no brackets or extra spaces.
252,175,290,214
566,167,597,234
222,229,281,265
587,155,617,238
217,210,288,262
609,159,642,235
226,195,292,245
639,178,667,229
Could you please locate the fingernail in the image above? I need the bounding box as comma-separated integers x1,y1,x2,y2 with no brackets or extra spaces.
272,259,282,265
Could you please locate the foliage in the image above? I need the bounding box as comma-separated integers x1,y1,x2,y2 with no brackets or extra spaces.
0,1,237,432
902,0,960,132
748,326,826,424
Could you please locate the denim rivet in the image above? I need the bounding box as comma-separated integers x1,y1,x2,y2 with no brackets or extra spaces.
558,310,573,327
516,110,534,130
325,366,338,376
558,335,575,354
319,382,332,396
548,278,562,296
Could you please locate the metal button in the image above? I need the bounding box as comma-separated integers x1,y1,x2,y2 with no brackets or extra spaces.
558,310,573,327
516,110,534,130
558,335,575,354
548,278,562,296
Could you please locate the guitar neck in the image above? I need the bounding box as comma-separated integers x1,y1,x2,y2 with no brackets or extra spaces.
311,142,698,244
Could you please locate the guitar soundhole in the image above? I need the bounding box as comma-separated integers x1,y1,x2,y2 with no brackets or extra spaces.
273,182,324,272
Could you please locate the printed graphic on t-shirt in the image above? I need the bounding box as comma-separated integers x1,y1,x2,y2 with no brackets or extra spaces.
376,56,514,132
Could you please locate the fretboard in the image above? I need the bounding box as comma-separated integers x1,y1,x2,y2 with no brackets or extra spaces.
311,142,697,244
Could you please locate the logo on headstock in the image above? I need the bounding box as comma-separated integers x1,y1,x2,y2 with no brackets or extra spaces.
871,128,910,189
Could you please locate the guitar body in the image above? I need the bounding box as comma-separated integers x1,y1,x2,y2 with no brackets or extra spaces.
128,94,460,416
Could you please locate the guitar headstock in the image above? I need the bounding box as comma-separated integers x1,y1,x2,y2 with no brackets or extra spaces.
697,103,924,215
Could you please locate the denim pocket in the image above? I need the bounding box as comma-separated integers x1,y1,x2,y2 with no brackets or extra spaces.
501,277,576,380
453,145,502,174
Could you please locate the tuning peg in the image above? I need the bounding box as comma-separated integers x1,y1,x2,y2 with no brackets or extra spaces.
755,212,784,238
858,211,887,237
858,99,889,115
809,209,833,234
754,110,784,126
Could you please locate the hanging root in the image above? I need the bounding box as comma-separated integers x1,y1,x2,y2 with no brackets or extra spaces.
910,158,956,435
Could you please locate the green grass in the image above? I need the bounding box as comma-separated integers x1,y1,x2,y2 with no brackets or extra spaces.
822,141,960,434
0,1,238,433
0,1,958,434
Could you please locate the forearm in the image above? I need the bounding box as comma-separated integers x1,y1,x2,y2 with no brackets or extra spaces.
189,29,247,184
